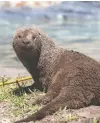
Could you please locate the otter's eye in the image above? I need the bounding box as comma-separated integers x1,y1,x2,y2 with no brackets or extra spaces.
32,36,36,40
18,35,21,39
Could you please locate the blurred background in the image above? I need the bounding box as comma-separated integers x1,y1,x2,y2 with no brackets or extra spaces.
0,1,100,76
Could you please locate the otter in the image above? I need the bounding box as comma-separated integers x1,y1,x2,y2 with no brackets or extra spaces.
13,27,100,123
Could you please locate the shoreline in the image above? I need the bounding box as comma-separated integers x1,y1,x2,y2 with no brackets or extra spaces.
0,67,29,77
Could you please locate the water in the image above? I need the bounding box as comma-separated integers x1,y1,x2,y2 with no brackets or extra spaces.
1,1,100,76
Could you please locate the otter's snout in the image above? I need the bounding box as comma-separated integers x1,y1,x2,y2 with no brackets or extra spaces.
22,40,30,45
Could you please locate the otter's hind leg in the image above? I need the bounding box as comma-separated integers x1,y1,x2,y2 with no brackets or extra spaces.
32,92,55,105
31,83,62,105
38,82,62,105
33,70,65,105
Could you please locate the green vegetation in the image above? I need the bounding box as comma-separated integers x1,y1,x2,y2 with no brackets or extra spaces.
0,76,44,123
0,83,42,116
93,118,99,123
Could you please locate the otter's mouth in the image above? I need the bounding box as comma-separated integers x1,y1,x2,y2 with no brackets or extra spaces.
13,42,33,56
20,43,32,50
13,40,32,49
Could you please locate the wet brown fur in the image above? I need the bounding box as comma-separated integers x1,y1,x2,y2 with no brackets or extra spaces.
13,27,100,122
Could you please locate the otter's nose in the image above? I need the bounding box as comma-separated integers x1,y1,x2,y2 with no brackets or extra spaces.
22,40,30,45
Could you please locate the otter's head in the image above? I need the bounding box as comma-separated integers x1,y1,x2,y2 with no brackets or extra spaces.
13,27,43,57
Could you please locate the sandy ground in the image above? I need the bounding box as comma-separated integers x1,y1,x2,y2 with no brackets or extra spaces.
0,101,13,123
38,105,100,123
